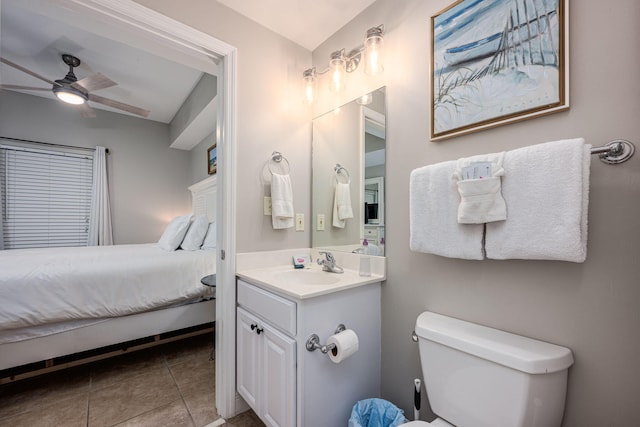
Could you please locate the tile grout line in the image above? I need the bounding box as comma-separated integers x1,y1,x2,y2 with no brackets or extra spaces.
86,371,93,427
164,352,198,426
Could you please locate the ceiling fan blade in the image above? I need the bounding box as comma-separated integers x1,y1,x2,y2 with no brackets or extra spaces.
75,102,96,118
89,93,150,118
0,57,58,86
0,84,50,91
73,73,117,92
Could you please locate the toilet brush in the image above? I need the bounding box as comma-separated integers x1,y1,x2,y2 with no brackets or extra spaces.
414,378,421,420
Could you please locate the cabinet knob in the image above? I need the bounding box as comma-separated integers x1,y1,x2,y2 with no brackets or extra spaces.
251,324,257,331
256,327,264,335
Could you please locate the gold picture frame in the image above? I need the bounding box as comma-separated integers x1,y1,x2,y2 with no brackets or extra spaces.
207,143,217,175
431,0,569,141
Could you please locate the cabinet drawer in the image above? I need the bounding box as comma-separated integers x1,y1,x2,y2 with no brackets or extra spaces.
237,280,296,336
364,227,379,240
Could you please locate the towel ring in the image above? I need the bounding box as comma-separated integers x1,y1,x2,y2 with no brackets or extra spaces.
334,163,351,184
269,151,291,174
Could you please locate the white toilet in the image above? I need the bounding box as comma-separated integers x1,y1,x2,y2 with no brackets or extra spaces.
404,311,574,427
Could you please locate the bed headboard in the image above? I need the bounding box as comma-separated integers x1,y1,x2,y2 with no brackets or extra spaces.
188,175,217,222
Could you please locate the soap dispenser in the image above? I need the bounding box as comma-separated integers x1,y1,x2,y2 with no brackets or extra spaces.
359,239,371,277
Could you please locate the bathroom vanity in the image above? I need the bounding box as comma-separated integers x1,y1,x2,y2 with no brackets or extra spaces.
236,250,385,427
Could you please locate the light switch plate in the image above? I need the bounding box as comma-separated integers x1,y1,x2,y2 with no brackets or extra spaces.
317,214,325,231
295,213,304,231
263,197,272,215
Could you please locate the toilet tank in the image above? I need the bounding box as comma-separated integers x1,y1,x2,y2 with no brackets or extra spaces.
415,312,574,427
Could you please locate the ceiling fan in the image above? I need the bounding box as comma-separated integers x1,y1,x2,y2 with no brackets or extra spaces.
0,54,150,118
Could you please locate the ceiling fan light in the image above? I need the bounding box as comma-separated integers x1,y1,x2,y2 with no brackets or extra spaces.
52,85,88,105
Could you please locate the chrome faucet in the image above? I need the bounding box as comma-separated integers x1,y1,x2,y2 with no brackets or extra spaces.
317,251,344,274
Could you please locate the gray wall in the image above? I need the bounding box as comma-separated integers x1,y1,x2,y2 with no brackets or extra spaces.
0,90,193,244
313,1,640,425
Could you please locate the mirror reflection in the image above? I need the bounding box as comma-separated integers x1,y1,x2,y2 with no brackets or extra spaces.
312,87,386,255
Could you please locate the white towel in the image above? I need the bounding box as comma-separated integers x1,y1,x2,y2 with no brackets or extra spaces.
485,138,591,262
332,182,353,228
410,161,484,260
271,173,294,229
452,152,507,224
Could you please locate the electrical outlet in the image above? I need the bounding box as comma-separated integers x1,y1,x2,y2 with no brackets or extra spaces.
295,213,304,231
263,197,272,215
317,214,325,231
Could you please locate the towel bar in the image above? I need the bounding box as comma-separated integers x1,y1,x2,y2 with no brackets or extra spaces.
591,140,635,164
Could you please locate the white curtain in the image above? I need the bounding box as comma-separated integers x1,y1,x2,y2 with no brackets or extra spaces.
88,146,113,246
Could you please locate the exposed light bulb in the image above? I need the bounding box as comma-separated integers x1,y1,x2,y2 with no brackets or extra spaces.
302,68,317,104
329,50,346,93
364,26,384,76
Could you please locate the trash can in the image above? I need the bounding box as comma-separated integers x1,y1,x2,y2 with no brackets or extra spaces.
349,398,407,427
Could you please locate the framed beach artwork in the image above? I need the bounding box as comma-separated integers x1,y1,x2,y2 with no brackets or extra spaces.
431,0,569,141
207,143,217,175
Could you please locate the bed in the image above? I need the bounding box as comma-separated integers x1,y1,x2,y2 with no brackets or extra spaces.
0,176,218,377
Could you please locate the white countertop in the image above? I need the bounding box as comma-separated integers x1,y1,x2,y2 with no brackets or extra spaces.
236,248,386,300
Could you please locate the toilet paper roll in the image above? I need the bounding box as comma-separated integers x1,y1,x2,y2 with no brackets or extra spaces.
327,329,359,363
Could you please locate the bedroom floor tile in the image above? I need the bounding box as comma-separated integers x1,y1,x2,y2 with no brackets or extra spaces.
113,399,195,427
0,366,90,420
90,347,167,391
88,367,180,427
0,333,217,427
0,394,89,427
169,355,215,396
182,382,218,427
164,334,214,366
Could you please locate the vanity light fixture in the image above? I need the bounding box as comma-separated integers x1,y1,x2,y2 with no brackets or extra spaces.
302,25,384,103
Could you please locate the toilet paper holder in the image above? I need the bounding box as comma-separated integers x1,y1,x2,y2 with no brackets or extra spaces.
306,324,346,353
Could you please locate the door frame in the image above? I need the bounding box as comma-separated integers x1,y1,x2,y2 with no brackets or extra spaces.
57,0,238,417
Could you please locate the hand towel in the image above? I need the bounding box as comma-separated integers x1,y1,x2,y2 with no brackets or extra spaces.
271,173,294,229
332,182,354,228
410,161,484,260
452,152,507,224
485,138,591,262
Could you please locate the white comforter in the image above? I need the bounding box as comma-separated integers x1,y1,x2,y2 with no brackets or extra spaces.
0,244,216,330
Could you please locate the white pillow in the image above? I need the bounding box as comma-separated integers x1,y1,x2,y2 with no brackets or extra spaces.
181,215,209,251
201,222,217,249
158,214,192,251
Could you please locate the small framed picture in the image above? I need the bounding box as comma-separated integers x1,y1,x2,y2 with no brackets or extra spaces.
207,143,217,175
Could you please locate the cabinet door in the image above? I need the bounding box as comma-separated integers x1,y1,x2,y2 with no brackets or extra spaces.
237,308,261,410
261,323,296,427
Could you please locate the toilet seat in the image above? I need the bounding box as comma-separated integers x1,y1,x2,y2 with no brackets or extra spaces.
402,418,453,426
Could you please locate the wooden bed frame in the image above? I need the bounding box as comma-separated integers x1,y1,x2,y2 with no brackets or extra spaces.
0,176,218,382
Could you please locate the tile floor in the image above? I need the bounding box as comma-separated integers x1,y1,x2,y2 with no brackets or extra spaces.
0,334,265,427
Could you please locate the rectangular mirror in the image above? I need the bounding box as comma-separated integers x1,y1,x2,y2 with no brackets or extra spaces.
312,87,386,255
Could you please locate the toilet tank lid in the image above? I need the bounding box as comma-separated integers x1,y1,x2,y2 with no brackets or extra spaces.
415,312,574,374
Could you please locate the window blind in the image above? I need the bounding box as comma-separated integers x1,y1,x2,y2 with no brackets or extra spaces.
1,145,93,249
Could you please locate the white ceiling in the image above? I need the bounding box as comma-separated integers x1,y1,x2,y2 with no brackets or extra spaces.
217,0,377,51
0,1,215,125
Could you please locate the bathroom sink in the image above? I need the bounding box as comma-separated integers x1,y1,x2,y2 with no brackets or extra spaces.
274,269,342,285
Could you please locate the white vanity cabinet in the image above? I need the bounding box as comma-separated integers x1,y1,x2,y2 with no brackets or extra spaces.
237,281,297,427
236,276,381,427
